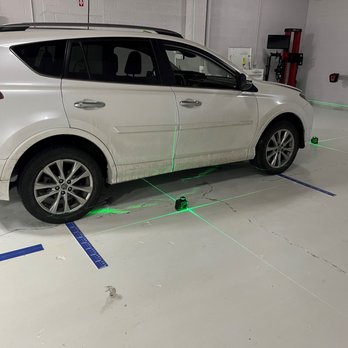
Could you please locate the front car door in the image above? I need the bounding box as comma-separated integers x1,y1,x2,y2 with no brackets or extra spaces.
62,37,178,182
158,41,259,171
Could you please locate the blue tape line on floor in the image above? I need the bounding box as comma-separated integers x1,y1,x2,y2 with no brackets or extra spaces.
0,244,44,262
278,173,336,197
66,222,108,269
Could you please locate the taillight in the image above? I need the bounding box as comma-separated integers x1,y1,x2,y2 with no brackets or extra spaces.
0,92,3,99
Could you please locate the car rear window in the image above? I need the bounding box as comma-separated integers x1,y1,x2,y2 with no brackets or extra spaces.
11,40,66,78
65,38,160,85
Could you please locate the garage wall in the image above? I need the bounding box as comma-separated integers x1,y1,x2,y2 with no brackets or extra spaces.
0,0,210,44
257,0,309,72
0,0,309,67
0,0,32,24
301,0,348,104
0,0,187,34
207,0,261,61
207,0,309,69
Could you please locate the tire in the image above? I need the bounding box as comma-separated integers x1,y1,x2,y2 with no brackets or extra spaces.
251,121,299,174
18,147,103,224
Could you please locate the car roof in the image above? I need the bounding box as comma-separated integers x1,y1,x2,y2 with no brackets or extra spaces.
0,28,184,45
0,22,183,46
0,23,243,74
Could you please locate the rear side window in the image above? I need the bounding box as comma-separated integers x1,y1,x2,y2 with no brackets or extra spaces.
65,38,160,85
12,40,66,78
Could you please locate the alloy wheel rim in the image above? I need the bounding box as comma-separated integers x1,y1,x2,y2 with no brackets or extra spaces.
34,159,93,215
265,129,295,169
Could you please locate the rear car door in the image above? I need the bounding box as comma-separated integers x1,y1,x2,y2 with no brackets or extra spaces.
158,41,259,171
61,37,178,182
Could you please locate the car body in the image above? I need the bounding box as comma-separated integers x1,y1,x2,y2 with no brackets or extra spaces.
0,23,313,223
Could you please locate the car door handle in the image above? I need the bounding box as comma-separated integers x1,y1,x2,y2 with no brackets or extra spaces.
179,99,202,108
74,99,106,110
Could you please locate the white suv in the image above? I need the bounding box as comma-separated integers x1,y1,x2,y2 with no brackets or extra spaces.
0,23,313,223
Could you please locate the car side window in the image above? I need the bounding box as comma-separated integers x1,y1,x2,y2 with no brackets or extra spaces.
67,42,89,80
66,38,160,85
11,40,66,78
164,44,238,89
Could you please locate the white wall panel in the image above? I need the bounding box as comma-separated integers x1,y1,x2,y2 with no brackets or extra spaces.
257,0,309,70
0,0,33,23
208,0,260,60
302,0,348,104
208,0,309,70
102,0,186,34
0,0,187,35
185,0,208,45
1,0,309,65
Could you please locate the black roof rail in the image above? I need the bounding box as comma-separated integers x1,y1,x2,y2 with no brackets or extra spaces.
0,22,183,38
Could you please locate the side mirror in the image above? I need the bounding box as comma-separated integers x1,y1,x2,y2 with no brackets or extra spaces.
237,73,248,90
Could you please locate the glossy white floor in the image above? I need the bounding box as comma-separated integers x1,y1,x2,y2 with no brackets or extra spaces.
1,105,348,348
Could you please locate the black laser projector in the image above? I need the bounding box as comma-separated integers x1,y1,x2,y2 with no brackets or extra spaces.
311,136,319,145
175,196,188,211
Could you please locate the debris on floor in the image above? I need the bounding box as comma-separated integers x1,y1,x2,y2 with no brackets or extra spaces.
105,286,117,298
56,255,66,261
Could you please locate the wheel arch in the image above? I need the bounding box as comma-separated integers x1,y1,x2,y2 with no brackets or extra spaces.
257,112,305,149
3,130,117,184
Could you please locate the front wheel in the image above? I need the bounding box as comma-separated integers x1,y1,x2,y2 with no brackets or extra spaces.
18,147,103,224
251,121,299,174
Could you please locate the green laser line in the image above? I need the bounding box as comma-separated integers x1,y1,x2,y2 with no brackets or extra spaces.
125,202,159,209
310,142,348,154
188,209,347,318
88,178,275,223
92,210,186,235
189,209,259,253
89,179,348,317
189,187,276,210
96,181,345,315
178,187,200,197
181,166,218,182
89,187,275,233
171,126,178,172
142,178,176,201
93,185,275,234
310,99,348,109
319,135,348,143
113,210,183,229
144,176,276,211
87,208,129,216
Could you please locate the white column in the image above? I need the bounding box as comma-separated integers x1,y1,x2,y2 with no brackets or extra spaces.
184,0,208,45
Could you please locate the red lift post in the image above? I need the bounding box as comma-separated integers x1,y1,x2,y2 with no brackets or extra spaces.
266,28,303,87
279,30,291,85
286,28,302,87
280,28,303,86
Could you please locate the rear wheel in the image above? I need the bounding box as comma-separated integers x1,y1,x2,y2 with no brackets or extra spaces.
18,147,103,224
251,121,299,174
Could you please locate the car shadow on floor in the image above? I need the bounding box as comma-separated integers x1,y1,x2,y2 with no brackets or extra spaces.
0,161,312,234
